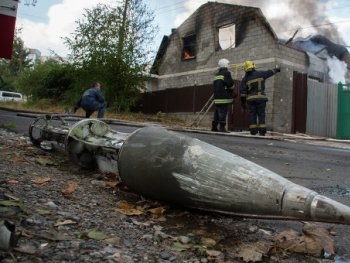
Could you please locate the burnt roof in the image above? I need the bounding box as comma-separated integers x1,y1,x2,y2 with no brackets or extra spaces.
150,2,279,75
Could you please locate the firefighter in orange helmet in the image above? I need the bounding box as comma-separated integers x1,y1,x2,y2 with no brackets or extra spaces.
240,60,280,136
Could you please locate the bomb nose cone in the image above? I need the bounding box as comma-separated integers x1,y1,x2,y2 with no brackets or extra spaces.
281,186,350,225
310,195,350,224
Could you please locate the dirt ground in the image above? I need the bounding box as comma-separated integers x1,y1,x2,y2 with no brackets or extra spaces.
0,127,348,263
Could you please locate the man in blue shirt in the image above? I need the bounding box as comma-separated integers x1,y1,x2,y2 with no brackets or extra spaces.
74,82,106,118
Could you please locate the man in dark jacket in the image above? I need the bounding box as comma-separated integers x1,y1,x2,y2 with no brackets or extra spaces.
212,58,235,132
240,60,280,136
74,82,106,118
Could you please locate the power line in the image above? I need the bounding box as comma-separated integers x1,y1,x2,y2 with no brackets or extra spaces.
153,0,187,11
276,18,350,35
17,12,47,21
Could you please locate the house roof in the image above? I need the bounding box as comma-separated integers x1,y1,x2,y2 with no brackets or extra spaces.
150,2,279,74
283,34,350,69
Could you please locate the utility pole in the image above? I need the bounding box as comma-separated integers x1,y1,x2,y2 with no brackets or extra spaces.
117,0,129,57
23,0,37,6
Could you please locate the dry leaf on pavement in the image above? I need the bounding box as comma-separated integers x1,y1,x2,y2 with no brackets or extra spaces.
61,181,78,195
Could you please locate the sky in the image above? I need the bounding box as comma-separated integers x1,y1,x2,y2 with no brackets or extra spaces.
15,0,350,58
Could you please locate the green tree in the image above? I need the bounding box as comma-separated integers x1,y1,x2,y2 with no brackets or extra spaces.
8,32,32,75
0,31,32,91
14,59,76,103
65,0,158,111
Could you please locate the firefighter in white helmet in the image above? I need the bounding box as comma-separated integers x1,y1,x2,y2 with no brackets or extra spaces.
240,60,280,136
212,58,235,132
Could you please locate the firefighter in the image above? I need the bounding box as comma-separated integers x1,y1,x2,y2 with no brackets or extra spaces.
240,60,280,136
212,58,235,132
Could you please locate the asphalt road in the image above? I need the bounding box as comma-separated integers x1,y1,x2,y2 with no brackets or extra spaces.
1,108,350,195
1,108,350,261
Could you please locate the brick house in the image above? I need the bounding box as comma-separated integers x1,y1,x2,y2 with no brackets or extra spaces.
140,2,348,134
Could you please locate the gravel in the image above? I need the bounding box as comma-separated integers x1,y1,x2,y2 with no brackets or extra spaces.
0,128,343,263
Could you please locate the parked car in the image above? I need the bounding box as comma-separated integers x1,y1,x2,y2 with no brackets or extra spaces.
0,91,25,102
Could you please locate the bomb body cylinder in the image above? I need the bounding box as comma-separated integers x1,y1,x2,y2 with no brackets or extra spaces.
118,127,350,224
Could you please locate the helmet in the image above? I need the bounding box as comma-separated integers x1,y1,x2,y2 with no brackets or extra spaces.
218,58,229,68
243,60,255,72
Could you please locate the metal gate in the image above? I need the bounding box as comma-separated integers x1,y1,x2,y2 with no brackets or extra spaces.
336,83,350,139
306,81,337,138
292,72,308,134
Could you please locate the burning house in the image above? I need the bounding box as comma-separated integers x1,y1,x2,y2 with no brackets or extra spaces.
140,2,349,136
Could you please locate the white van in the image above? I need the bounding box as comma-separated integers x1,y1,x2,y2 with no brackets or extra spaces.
0,91,24,102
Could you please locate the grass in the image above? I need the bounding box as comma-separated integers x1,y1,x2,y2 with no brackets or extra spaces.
0,101,189,127
0,121,16,129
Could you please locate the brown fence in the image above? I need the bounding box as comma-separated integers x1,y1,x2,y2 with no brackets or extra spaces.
135,84,213,113
135,82,250,131
135,73,340,136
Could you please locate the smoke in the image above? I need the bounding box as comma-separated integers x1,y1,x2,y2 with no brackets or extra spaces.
257,0,349,83
213,0,346,44
286,0,344,43
327,55,347,84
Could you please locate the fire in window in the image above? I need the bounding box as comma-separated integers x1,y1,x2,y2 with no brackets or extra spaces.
183,34,196,60
219,23,236,50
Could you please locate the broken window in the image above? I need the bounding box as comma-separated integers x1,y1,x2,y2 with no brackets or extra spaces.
182,34,196,60
219,24,236,50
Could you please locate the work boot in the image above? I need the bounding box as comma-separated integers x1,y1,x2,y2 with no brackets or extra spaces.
258,127,267,136
211,121,218,132
250,127,258,135
219,123,229,133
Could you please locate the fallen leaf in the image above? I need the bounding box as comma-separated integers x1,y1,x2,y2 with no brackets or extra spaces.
148,206,166,216
61,181,78,195
104,236,121,246
237,245,263,262
105,181,119,188
303,223,336,257
35,157,55,166
80,230,109,240
132,219,152,226
36,209,52,215
33,177,51,185
7,179,18,184
206,249,222,258
201,237,216,247
236,241,271,262
54,219,77,227
35,231,71,241
3,193,20,201
13,243,37,255
0,199,26,211
171,242,192,251
114,200,144,216
273,223,335,258
116,200,135,210
155,216,167,222
114,207,143,216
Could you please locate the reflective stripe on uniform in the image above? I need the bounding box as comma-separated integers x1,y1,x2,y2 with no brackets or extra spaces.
214,98,233,104
247,94,267,100
214,75,224,81
247,78,264,91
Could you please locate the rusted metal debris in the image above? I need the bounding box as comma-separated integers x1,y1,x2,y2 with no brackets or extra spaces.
29,116,350,225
